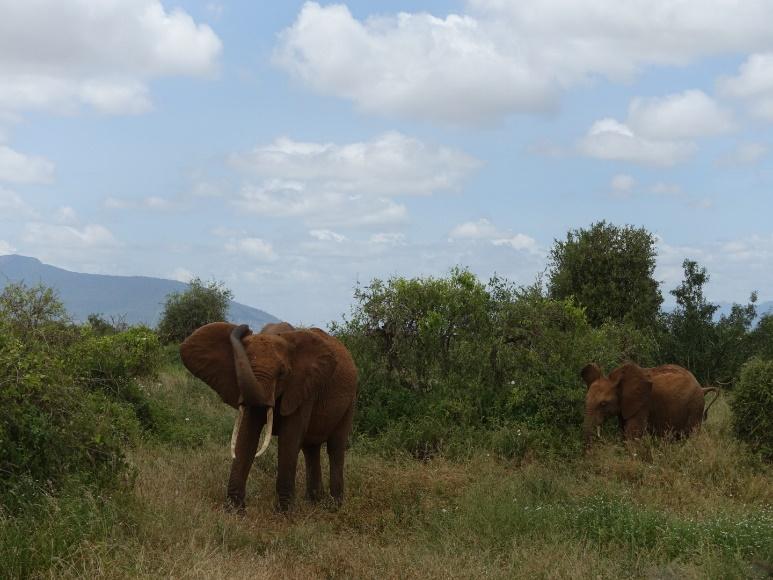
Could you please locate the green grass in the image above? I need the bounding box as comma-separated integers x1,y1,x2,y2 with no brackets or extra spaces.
4,368,772,579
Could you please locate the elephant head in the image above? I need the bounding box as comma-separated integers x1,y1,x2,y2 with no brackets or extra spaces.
580,362,652,447
180,322,337,457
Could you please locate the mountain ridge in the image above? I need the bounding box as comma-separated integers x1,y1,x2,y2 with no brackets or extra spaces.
0,254,279,330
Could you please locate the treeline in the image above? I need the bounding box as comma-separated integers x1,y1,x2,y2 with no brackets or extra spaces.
333,221,772,460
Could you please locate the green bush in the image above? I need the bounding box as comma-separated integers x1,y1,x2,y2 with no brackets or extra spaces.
732,358,773,459
0,327,140,500
334,269,657,457
157,278,232,343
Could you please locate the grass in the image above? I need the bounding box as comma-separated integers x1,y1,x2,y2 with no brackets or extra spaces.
8,368,773,579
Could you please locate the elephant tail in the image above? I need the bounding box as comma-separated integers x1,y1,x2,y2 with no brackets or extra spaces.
702,387,720,421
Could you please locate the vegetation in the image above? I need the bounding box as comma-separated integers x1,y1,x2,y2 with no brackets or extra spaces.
548,221,662,330
2,221,772,578
156,277,233,343
732,358,773,460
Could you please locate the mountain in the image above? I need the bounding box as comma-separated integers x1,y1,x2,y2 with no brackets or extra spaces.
0,255,279,329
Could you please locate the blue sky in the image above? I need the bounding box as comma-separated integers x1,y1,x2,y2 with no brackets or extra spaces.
1,1,772,325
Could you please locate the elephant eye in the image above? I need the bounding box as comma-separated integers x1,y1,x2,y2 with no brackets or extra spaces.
278,365,288,379
600,400,608,407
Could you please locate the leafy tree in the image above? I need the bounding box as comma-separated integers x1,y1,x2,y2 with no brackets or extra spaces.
0,282,71,345
660,260,719,383
548,221,662,330
749,312,773,361
156,278,233,343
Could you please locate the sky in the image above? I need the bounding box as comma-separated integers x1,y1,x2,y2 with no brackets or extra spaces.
0,0,772,325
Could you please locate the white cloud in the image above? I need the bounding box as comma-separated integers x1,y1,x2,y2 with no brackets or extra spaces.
369,232,406,245
230,132,479,196
610,174,635,198
0,239,16,255
309,229,347,243
718,52,773,121
449,218,500,240
578,118,695,166
225,237,277,261
492,234,538,252
54,206,78,224
0,145,54,183
276,1,773,124
22,222,117,248
0,186,36,218
650,182,684,197
449,218,538,253
230,133,476,228
0,0,222,116
627,90,735,139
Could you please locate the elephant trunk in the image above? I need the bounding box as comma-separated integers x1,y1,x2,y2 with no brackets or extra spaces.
583,412,600,449
230,325,274,408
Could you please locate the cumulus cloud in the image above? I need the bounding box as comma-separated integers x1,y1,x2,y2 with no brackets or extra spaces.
230,133,477,228
578,118,695,166
225,237,277,261
0,145,54,183
229,132,479,196
0,0,222,116
168,267,194,283
309,229,347,243
718,52,773,121
610,174,636,198
449,218,538,253
0,186,36,218
369,232,406,245
22,222,117,248
275,1,773,124
627,90,735,139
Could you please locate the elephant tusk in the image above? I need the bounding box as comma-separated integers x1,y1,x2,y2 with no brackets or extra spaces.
596,425,602,439
255,407,273,457
230,406,245,459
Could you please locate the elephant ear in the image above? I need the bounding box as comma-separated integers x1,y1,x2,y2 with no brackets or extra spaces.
581,363,603,388
279,329,337,416
614,363,652,420
180,322,248,409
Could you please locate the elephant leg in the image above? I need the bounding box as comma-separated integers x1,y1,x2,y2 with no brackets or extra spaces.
623,417,652,461
276,406,312,511
327,403,354,506
303,444,323,502
226,406,264,511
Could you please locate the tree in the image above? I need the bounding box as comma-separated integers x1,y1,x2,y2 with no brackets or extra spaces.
156,278,233,343
0,282,71,344
660,260,719,383
548,221,662,329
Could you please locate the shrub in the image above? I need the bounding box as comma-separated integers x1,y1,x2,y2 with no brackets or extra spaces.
157,278,232,343
334,270,657,457
732,358,773,460
0,326,140,500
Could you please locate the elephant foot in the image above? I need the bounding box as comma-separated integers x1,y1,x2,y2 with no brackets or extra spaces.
225,495,246,514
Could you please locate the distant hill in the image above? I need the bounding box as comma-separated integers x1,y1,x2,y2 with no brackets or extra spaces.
0,254,279,330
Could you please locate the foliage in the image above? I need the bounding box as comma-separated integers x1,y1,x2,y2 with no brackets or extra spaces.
0,319,140,501
547,220,662,330
87,312,129,335
0,282,72,346
660,259,758,385
334,269,656,458
732,358,773,459
156,277,233,343
749,312,773,361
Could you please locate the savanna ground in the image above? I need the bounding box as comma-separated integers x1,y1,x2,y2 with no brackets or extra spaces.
19,365,772,580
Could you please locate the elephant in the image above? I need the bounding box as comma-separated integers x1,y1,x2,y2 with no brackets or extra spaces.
180,321,358,511
580,362,718,449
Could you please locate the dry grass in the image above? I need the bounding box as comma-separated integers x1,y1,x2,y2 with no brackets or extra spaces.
37,379,772,580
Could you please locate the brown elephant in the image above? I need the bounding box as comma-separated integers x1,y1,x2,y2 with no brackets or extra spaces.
180,321,357,511
581,362,718,448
